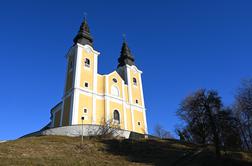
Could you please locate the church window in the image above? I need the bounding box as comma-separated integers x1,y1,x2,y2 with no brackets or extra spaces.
84,58,90,67
83,108,88,114
84,82,89,88
136,100,138,104
133,77,137,86
113,110,120,123
138,122,141,126
113,78,117,83
111,85,119,97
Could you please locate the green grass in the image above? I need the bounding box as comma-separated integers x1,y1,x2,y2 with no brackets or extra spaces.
0,136,251,166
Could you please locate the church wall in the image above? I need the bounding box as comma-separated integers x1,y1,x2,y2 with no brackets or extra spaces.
126,108,132,131
77,93,93,124
80,49,94,90
133,110,146,134
95,98,105,124
54,110,61,127
124,85,129,103
62,96,72,126
109,101,125,129
108,72,123,99
130,69,143,106
65,55,74,93
97,74,105,94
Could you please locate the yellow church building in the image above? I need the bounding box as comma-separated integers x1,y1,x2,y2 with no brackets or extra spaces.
49,19,148,135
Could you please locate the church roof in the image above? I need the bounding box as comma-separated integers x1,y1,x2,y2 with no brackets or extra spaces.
117,40,135,68
73,18,93,46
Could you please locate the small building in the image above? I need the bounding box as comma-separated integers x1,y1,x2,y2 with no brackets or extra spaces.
49,18,148,135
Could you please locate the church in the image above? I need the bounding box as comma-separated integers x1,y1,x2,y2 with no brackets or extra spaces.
49,18,148,135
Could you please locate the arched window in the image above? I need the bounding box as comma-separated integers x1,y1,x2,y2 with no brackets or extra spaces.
111,85,119,97
84,58,90,67
113,110,120,123
133,77,137,86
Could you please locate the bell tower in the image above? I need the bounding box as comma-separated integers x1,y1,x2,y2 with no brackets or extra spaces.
116,39,148,133
61,18,100,126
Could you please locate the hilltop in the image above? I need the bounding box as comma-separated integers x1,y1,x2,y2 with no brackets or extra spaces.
0,136,251,166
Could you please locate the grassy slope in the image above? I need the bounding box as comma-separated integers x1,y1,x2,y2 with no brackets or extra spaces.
0,136,251,166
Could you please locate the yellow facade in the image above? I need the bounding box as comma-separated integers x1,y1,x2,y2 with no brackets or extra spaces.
80,49,94,90
97,74,105,94
50,33,147,134
78,93,93,124
95,99,105,124
54,110,61,127
62,96,71,126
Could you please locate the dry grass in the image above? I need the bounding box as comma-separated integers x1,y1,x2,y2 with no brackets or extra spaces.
0,136,251,166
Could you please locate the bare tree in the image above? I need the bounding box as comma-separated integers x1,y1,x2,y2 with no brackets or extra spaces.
94,118,121,139
154,124,172,139
177,89,222,157
234,79,252,151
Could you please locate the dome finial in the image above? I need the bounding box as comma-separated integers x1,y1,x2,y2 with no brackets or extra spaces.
73,15,93,46
117,37,135,68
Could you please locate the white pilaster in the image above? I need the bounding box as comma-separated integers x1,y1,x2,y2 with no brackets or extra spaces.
71,45,82,125
105,75,110,122
92,52,98,124
139,72,148,133
126,66,135,131
122,80,127,130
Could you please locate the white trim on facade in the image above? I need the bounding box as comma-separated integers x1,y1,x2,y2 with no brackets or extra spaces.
126,66,135,131
92,46,98,124
122,78,127,130
105,75,110,122
139,72,148,134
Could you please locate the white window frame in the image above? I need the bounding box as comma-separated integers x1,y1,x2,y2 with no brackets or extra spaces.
113,109,120,124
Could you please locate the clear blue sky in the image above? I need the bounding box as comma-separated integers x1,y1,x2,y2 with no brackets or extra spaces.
1,0,252,140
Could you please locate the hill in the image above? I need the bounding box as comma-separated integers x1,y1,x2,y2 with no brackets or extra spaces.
0,136,251,166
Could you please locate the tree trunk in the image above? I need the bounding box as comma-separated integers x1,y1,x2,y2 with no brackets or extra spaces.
206,106,221,158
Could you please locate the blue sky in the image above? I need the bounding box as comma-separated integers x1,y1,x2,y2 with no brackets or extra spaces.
0,0,252,140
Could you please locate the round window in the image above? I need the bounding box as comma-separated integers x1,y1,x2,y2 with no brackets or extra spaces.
113,78,117,83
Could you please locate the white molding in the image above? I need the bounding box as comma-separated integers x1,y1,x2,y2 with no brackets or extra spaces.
139,73,145,108
138,72,148,133
75,87,145,111
105,75,110,122
77,43,100,56
126,64,143,74
71,89,79,125
75,46,82,88
122,78,127,130
92,50,98,124
69,45,81,125
143,109,148,134
126,66,135,131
